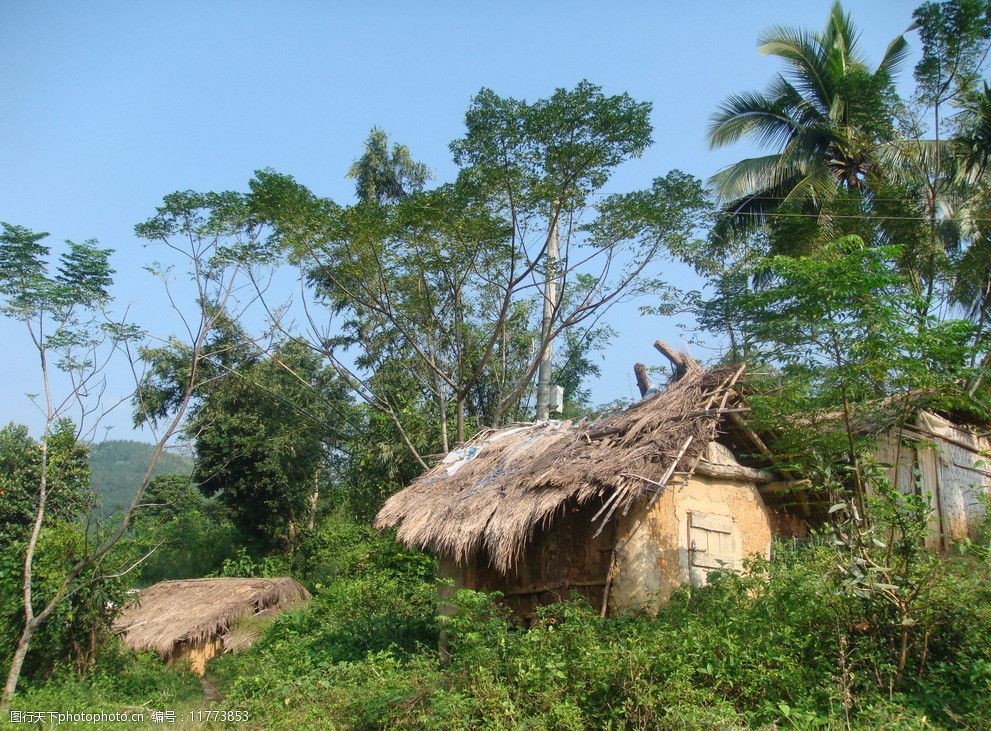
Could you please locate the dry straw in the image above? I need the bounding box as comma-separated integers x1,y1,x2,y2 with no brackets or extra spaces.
114,577,309,658
376,363,745,573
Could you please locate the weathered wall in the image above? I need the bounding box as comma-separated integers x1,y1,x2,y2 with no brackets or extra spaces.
439,498,616,619
437,444,773,619
172,637,223,676
876,411,991,549
608,471,772,615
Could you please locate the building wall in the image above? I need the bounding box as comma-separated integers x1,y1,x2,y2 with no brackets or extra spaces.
437,462,773,619
171,637,223,676
608,473,773,615
876,411,991,549
438,497,616,620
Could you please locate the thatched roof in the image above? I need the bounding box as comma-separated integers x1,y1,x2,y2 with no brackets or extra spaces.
114,577,309,658
376,363,747,572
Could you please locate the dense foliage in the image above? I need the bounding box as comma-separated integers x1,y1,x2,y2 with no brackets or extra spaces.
4,0,991,725
0,424,128,682
11,511,991,729
88,441,192,517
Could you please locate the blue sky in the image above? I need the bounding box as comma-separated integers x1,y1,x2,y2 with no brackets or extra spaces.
1,0,923,440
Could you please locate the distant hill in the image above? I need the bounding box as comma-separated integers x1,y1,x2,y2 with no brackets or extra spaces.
89,440,193,515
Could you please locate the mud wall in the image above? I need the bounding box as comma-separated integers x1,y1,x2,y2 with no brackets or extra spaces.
608,475,772,615
438,497,616,620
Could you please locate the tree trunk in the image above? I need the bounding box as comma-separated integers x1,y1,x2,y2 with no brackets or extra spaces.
2,621,36,710
633,362,652,397
3,437,50,710
307,470,319,532
437,391,449,455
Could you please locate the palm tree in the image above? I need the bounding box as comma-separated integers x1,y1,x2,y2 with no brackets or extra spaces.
956,83,991,182
707,2,909,231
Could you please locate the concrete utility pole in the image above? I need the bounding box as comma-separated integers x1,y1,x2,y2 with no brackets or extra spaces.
535,209,560,421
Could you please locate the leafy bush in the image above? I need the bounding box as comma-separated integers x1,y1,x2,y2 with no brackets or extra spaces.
10,642,201,715
9,512,989,729
214,536,991,730
128,473,244,583
213,515,437,697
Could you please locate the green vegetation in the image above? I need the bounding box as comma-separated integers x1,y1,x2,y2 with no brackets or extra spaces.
3,0,991,726
10,511,991,729
88,441,192,516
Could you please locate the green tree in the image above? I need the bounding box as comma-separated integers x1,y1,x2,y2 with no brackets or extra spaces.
878,0,991,321
955,82,991,178
138,326,350,546
0,421,92,545
2,194,254,706
347,127,430,204
192,342,347,546
0,223,117,706
913,0,991,129
125,473,241,582
0,422,126,680
707,2,908,239
726,236,978,503
250,87,709,467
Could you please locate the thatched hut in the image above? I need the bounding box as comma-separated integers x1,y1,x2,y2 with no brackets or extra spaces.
114,577,309,674
375,358,775,618
770,394,991,546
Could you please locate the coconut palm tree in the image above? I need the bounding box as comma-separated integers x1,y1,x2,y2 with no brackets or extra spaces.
955,83,991,182
707,2,909,231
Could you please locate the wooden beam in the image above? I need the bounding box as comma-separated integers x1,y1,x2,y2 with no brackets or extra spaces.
896,424,989,457
726,410,772,457
633,362,652,397
653,340,700,380
694,460,775,484
760,478,813,494
502,580,608,597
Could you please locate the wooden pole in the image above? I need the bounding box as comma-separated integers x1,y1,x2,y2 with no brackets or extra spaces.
535,210,560,420
633,362,652,397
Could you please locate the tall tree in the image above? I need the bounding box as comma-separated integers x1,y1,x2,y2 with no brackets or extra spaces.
138,330,349,546
0,224,118,706
1,192,256,706
707,2,908,242
249,86,709,466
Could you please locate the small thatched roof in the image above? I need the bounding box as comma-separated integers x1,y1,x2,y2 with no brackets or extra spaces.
376,363,747,572
114,577,309,658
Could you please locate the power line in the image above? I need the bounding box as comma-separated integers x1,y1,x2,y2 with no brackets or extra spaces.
718,210,991,223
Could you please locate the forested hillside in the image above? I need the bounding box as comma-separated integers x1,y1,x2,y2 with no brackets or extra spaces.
88,441,192,515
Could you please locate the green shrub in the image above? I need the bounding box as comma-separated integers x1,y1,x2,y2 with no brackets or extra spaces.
214,535,991,730
1,521,129,683
9,514,989,729
9,641,201,715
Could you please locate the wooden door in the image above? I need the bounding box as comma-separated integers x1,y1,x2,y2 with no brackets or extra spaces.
687,511,739,586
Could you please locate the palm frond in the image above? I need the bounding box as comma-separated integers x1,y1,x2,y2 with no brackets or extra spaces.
759,27,831,111
707,92,799,150
778,161,838,211
876,34,909,79
821,1,866,70
708,154,795,202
